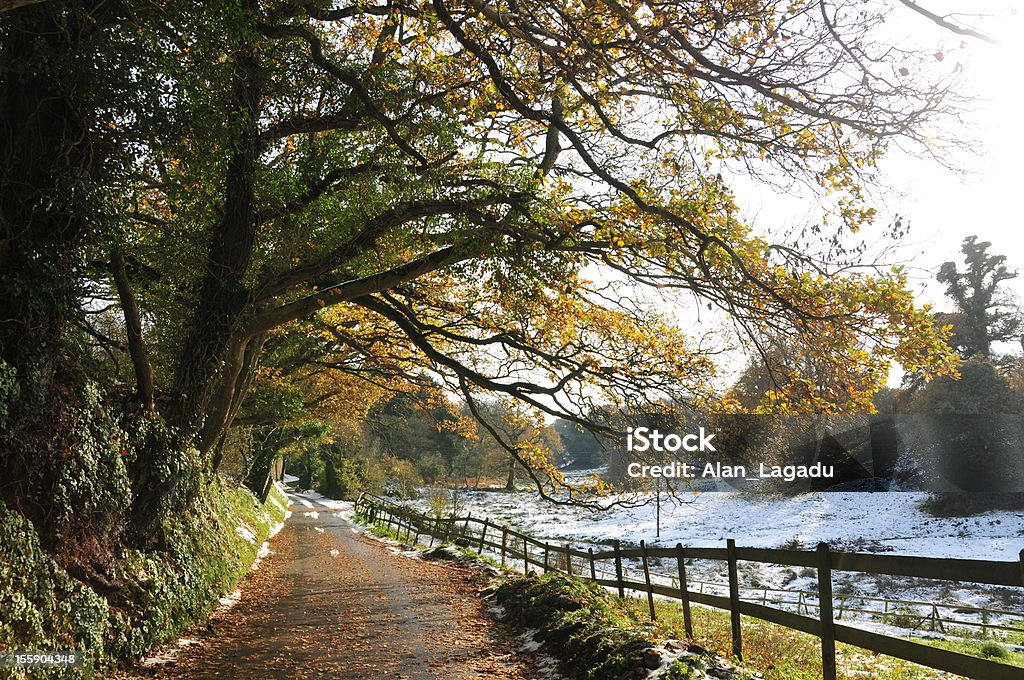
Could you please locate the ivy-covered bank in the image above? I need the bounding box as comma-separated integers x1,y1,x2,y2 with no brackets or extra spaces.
0,480,288,678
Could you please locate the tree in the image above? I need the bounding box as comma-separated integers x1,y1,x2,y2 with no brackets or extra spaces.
365,384,472,478
936,236,1022,357
905,358,1024,498
465,399,562,490
1,0,967,540
554,417,605,470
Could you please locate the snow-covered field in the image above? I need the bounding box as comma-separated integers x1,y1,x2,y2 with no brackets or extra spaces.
404,486,1024,640
431,489,1022,561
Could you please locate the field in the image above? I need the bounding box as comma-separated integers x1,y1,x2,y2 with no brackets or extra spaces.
403,485,1024,645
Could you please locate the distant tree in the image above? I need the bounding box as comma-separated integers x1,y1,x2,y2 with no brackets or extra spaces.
936,237,1022,357
911,358,1024,416
906,358,1024,499
465,399,562,490
553,418,605,470
365,386,469,479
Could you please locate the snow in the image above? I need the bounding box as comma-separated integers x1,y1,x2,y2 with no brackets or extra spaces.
138,637,202,668
217,588,242,609
315,498,350,512
420,489,1024,562
235,524,257,544
267,491,289,517
399,488,1024,638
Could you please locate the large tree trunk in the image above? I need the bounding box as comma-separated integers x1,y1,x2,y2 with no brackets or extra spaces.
168,3,263,452
0,8,95,378
0,4,102,535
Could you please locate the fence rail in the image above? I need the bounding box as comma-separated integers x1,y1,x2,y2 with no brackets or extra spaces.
352,493,1024,680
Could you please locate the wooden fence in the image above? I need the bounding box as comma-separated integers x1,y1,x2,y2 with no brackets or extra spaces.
352,494,1024,680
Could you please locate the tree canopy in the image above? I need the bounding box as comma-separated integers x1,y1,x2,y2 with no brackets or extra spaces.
0,0,966,528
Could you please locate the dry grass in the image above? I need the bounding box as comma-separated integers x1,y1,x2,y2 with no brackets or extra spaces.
617,595,998,680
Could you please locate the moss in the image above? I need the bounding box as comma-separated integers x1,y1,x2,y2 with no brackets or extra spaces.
0,479,288,677
495,573,657,679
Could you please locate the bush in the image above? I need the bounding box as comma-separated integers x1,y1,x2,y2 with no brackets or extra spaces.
0,505,111,678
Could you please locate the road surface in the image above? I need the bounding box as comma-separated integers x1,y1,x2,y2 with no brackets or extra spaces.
125,493,544,679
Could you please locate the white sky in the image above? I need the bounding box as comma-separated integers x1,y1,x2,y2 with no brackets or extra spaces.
872,2,1024,308
669,2,1024,387
741,2,1024,309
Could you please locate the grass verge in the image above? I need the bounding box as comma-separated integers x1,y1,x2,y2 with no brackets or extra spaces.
617,594,1023,680
0,479,288,678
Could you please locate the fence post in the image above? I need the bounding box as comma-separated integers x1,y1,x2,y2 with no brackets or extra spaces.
727,538,742,661
817,542,837,680
675,543,693,638
1018,549,1024,588
428,518,437,548
501,526,508,567
613,539,625,598
589,548,596,580
928,605,944,634
543,543,550,573
565,544,573,576
640,540,656,621
478,519,488,553
463,512,471,540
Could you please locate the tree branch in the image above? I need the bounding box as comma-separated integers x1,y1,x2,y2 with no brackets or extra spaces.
111,246,155,410
897,0,1001,45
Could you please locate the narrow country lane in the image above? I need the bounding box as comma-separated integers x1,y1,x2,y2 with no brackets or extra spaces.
124,494,544,679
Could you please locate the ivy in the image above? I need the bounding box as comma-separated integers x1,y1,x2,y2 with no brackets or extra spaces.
0,481,288,676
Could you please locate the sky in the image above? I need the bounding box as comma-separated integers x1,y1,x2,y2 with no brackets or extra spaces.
671,2,1024,386
742,2,1024,310
869,2,1023,307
